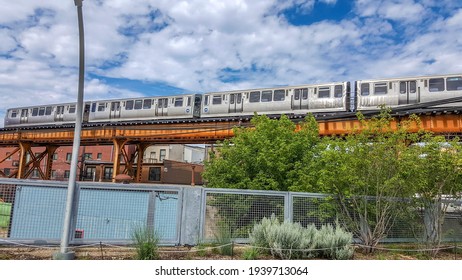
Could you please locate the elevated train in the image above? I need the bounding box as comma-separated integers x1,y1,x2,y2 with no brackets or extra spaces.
4,73,462,128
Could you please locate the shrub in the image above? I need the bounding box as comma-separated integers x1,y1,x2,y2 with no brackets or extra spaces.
131,226,159,260
242,247,259,260
249,217,353,260
313,224,354,260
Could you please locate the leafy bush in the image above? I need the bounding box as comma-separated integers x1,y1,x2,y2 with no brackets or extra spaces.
131,226,159,260
249,216,353,260
313,224,354,260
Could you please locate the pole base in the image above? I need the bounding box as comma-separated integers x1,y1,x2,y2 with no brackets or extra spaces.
52,251,75,260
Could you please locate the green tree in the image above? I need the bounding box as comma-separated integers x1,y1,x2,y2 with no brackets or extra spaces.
401,135,462,253
203,114,319,191
293,109,419,252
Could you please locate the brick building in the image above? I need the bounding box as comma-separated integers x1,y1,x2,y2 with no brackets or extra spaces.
0,144,205,185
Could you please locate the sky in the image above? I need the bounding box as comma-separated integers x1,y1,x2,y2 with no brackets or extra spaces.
1,0,462,127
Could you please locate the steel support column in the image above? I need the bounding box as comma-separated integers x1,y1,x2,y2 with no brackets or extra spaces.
112,138,128,182
17,142,32,179
134,143,150,183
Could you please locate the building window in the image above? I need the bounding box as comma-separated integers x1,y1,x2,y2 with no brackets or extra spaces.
84,166,96,180
148,167,161,181
97,153,103,160
31,169,39,178
5,152,11,161
4,168,10,176
66,153,72,162
104,167,113,180
83,153,92,160
159,149,167,162
64,170,70,179
51,170,56,179
52,153,58,161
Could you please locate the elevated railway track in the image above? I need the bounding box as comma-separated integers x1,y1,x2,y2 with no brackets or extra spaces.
1,105,462,182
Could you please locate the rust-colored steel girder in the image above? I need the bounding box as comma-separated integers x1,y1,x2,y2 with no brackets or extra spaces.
1,114,462,147
0,121,240,146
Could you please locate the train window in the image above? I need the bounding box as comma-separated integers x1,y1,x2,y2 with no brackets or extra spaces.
143,99,152,109
175,97,183,107
212,95,222,105
237,93,242,104
399,82,406,94
11,110,17,118
374,82,387,95
410,81,416,93
45,107,52,115
204,95,209,106
69,105,76,114
334,85,343,98
249,91,260,103
261,90,272,102
134,100,143,109
294,89,300,100
230,94,235,104
302,88,308,100
318,87,330,98
447,76,462,91
98,103,106,111
32,108,39,116
360,83,370,96
91,102,97,112
274,90,285,101
187,97,191,106
126,100,134,110
429,78,445,92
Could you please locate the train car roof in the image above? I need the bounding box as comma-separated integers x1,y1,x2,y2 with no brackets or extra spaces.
355,73,462,83
204,81,349,95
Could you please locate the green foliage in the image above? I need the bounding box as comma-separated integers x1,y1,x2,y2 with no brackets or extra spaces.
0,202,11,228
298,109,426,251
312,224,355,260
214,221,234,256
249,216,353,260
242,247,260,260
203,114,319,191
400,135,462,249
204,109,462,252
131,226,159,260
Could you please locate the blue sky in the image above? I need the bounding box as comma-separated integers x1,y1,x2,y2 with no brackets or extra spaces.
1,0,462,126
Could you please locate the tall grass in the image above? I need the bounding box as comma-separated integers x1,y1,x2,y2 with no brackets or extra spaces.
131,226,159,260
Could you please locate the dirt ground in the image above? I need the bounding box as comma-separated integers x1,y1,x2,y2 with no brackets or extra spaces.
0,243,461,260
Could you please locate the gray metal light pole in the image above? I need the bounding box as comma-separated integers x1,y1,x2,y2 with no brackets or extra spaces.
54,0,85,260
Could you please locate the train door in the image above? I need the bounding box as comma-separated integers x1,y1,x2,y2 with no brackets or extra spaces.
292,88,309,110
110,101,121,119
228,93,243,113
398,81,418,105
55,106,64,122
20,109,29,124
193,94,202,118
156,98,168,116
83,104,90,123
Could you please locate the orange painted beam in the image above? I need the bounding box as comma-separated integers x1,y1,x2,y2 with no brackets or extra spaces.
1,114,462,147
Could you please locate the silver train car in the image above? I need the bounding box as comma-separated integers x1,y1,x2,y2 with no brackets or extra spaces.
4,73,462,128
356,74,462,110
4,81,350,127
